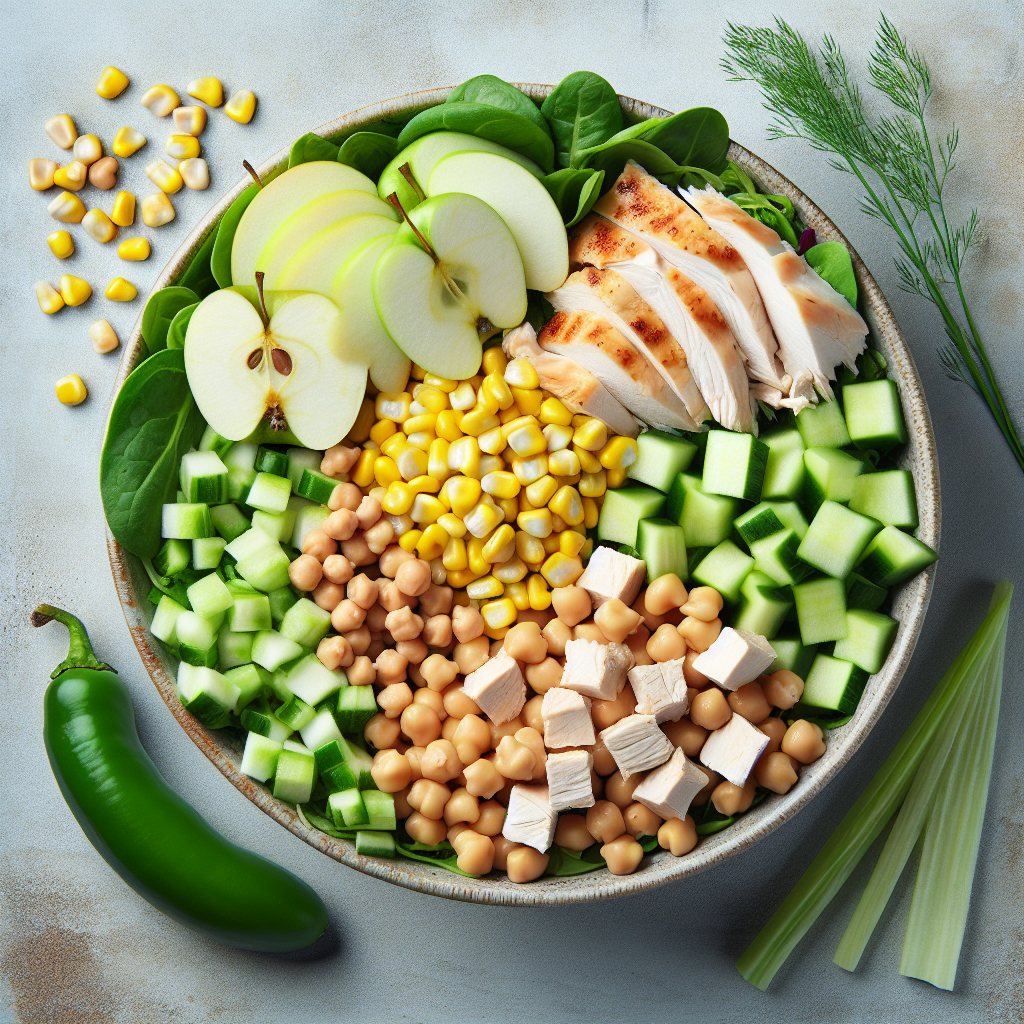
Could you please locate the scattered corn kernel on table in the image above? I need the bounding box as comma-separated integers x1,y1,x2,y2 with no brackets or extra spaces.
2,2,1022,1022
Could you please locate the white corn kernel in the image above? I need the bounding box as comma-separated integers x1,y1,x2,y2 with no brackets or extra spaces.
179,158,209,190
141,84,181,117
187,77,223,107
224,89,257,123
29,158,58,190
449,381,477,410
141,192,175,227
172,106,207,136
89,319,120,354
82,208,119,244
165,134,200,160
146,160,183,193
36,281,64,314
47,191,87,223
504,358,539,389
72,133,103,165
45,114,77,149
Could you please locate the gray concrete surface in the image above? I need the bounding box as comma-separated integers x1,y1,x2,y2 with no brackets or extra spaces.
1,1,1022,1021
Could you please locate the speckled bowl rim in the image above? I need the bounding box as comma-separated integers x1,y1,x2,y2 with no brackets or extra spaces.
106,85,940,906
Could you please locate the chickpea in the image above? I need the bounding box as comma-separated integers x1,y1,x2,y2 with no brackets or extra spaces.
633,590,672,632
515,727,547,781
355,495,382,530
396,558,431,597
378,579,416,612
574,622,609,645
441,716,460,742
755,751,800,794
385,607,425,642
452,604,485,644
417,654,456,693
540,618,572,658
661,717,708,758
443,683,481,719
322,445,360,477
447,822,472,848
683,648,710,689
551,585,591,627
342,532,376,567
781,720,826,764
644,574,689,616
489,640,506,661
375,648,409,685
594,686,639,732
505,846,549,882
601,835,644,875
302,528,336,562
624,802,663,838
491,735,536,780
443,787,480,826
405,812,448,846
689,687,732,731
288,554,323,592
491,834,518,871
678,615,722,653
758,716,788,755
525,657,563,695
680,586,724,622
591,768,604,800
397,638,429,665
495,778,516,806
329,598,365,634
452,714,491,765
590,738,617,776
711,778,756,816
504,621,548,664
312,579,345,612
728,681,772,723
474,800,506,837
658,816,698,857
418,584,453,617
454,831,494,875
421,614,453,648
404,746,425,781
594,598,643,644
323,508,359,542
420,739,463,783
378,682,413,719
763,669,805,710
691,768,720,807
488,717,524,747
407,778,451,819
371,749,412,792
347,655,376,687
364,712,402,750
625,624,654,666
464,757,504,799
322,554,354,587
453,635,490,675
364,518,395,555
347,574,379,610
393,787,413,819
316,635,352,671
344,625,372,656
400,703,442,747
555,813,594,852
604,772,642,809
327,481,362,511
586,800,626,844
522,694,545,735
647,622,689,662
378,544,415,578
363,598,391,631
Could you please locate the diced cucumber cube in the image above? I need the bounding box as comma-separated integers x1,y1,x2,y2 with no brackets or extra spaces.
251,629,305,671
199,424,234,457
240,731,283,782
663,471,691,523
223,663,270,711
255,445,290,477
734,571,792,639
845,572,888,612
186,572,234,618
278,695,317,732
287,448,322,490
217,629,253,670
176,662,240,727
150,594,187,646
240,705,292,741
803,447,866,511
597,485,665,546
251,508,297,543
760,427,806,499
236,546,291,592
315,736,374,789
750,529,808,586
636,518,687,582
702,431,768,501
154,538,191,577
192,536,227,570
300,708,345,750
297,469,341,505
224,526,278,562
246,472,292,514
269,586,300,626
792,577,849,645
355,830,397,857
797,501,880,579
210,503,251,542
843,379,906,450
848,470,918,528
735,504,786,545
802,653,868,714
769,501,810,540
291,504,331,551
768,636,817,677
362,791,397,832
175,610,219,667
285,654,346,705
627,430,697,492
227,467,257,502
335,684,378,734
180,450,229,504
225,584,272,632
691,540,754,604
328,788,369,827
223,442,258,472
680,478,739,549
796,399,851,449
856,526,937,587
161,502,213,540
833,609,899,673
280,598,332,648
273,744,316,804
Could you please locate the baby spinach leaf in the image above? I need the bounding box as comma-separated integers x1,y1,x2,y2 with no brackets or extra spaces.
524,290,555,333
804,240,858,307
541,71,623,169
288,131,340,168
101,349,206,559
337,131,398,182
639,107,730,174
176,230,218,298
395,840,474,876
165,302,199,350
545,844,605,876
729,193,800,248
211,184,259,288
719,159,758,196
541,167,605,227
397,102,555,173
574,138,679,186
140,286,200,355
448,75,551,136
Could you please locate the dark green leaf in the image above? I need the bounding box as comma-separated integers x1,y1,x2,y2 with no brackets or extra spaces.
719,160,758,196
541,167,605,227
394,840,473,876
541,71,623,169
574,138,680,185
397,102,554,173
101,349,206,558
639,107,730,174
176,230,218,298
448,75,551,136
211,184,260,289
730,193,801,248
524,290,554,333
545,843,605,876
165,302,199,351
288,132,340,168
336,131,398,182
804,240,858,307
140,286,200,355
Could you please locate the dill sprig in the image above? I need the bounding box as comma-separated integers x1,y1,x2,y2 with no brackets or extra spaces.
722,15,1024,473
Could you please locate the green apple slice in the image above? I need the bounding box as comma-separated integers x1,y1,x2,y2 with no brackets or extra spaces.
331,235,410,393
231,161,376,290
276,214,398,295
371,192,527,380
378,131,544,212
184,288,367,451
427,150,569,291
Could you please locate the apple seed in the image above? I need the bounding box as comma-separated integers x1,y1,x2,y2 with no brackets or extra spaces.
247,348,264,369
271,348,293,375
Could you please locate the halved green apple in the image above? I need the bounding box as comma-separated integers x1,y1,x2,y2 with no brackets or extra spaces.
371,192,527,380
427,150,568,291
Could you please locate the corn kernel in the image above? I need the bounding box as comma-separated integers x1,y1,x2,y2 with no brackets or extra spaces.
368,419,396,446
548,449,581,477
606,468,628,488
395,446,428,480
173,106,207,136
517,508,553,539
411,385,447,414
408,476,440,495
539,397,573,426
165,134,200,161
506,581,530,611
512,387,543,416
402,413,435,436
382,481,415,515
416,523,448,561
542,423,574,453
599,436,639,471
399,529,423,553
525,475,558,508
351,449,376,488
429,558,447,586
82,208,118,244
60,274,92,306
411,494,446,525
46,114,78,150
73,134,103,166
384,513,413,538
141,192,175,227
146,160,183,194
463,502,504,539
448,381,477,410
179,158,210,191
434,409,463,442
105,277,137,301
373,455,402,487
375,391,411,423
448,437,482,479
442,536,468,570
579,470,607,498
499,405,521,425
504,357,539,390
573,417,608,451
482,372,514,411
29,158,58,190
446,476,482,518
446,568,480,588
115,237,149,261
560,530,586,558
510,455,547,486
368,486,387,502
53,162,88,191
516,531,546,565
419,372,454,393
89,319,119,354
474,387,499,417
541,552,584,587
481,471,520,500
35,281,64,314
493,555,528,584
224,90,257,123
476,426,502,455
497,496,519,523
96,66,129,99
111,191,136,227
47,230,74,259
55,374,87,405
582,496,601,530
406,430,435,452
477,454,501,476
141,84,180,117
481,597,517,631
507,420,547,458
467,535,492,575
460,407,499,437
573,444,602,474
438,513,466,539
548,485,585,526
527,573,553,610
346,397,374,444
470,574,506,601
482,523,515,561
410,364,427,381
187,77,224,107
481,347,507,376
112,127,147,158
519,491,537,513
543,531,562,554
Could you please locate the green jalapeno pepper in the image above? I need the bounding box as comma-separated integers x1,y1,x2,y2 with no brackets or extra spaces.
34,604,328,952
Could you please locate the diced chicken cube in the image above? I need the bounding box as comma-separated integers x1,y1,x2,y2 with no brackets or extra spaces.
546,750,596,811
628,659,689,723
700,713,771,786
560,638,634,700
577,545,647,608
632,748,709,820
541,687,595,749
599,713,674,778
463,649,526,725
502,783,558,853
691,627,776,691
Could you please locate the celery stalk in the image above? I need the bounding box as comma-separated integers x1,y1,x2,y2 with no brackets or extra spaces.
737,583,1013,990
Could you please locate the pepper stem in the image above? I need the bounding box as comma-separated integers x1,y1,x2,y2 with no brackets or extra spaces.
31,604,115,679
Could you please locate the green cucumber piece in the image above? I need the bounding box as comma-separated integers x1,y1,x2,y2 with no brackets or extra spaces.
250,508,298,544
285,654,347,705
297,469,339,506
217,628,254,670
691,540,754,603
176,663,240,727
273,741,316,804
760,427,806,499
225,583,273,632
792,577,848,645
734,571,792,639
198,424,234,457
255,446,290,477
299,708,345,751
848,470,918,528
246,472,293,514
596,485,665,546
702,430,768,501
175,610,219,667
636,518,687,582
362,791,397,831
192,536,226,570
335,685,377,734
803,447,866,511
797,501,880,579
287,448,322,490
843,379,906,450
768,636,817,677
627,430,697,492
796,399,851,449
222,663,270,711
179,450,229,504
328,788,369,828
280,598,332,648
681,478,739,549
239,731,283,782
801,653,868,714
154,537,191,577
292,505,331,551
355,830,397,857
161,502,213,540
150,594,187,646
240,705,292,741
749,529,808,587
856,526,937,587
251,629,305,671
277,695,318,732
833,609,899,673
269,586,300,626
235,546,291,592
210,503,251,543
845,572,888,612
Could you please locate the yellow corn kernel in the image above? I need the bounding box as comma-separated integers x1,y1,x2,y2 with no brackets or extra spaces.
572,417,608,452
542,423,574,453
606,467,627,488
442,535,469,571
410,364,427,381
499,405,521,428
509,454,547,486
96,66,129,99
434,409,463,442
29,158,58,190
481,599,516,633
470,573,506,600
60,275,92,306
412,385,448,414
82,208,118,244
373,455,401,488
187,77,224,107
506,580,530,611
481,471,520,500
368,420,396,447
399,529,423,553
525,475,558,508
548,449,581,477
105,277,137,301
473,386,499,417
477,455,501,478
543,531,562,555
115,236,149,261
599,436,639,472
379,432,408,459
481,346,507,375
581,538,594,559
347,397,375,444
411,494,445,525
559,530,586,558
47,192,86,225
442,568,476,589
89,319,119,354
504,357,539,390
375,391,411,423
368,486,387,502
225,90,257,123
384,512,413,537
438,513,466,539
541,552,584,588
448,381,477,411
46,114,77,150
539,397,573,426
548,485,585,526
512,388,543,416
527,573,552,611
382,481,415,515
429,557,448,587
518,491,537,513
463,502,505,540
112,127,147,158
506,419,547,458
460,407,499,437
146,160,183,193
173,106,207,136
448,436,482,479
417,373,453,393
424,438,449,481
493,555,528,585
446,476,482,518
476,426,503,456
408,476,440,495
403,413,436,437
73,134,103,165
350,449,376,488
35,281,64,314
55,374,87,405
406,429,435,452
573,444,602,474
582,496,601,530
53,162,88,191
141,192,175,227
141,85,180,117
482,372,514,411
416,523,448,561
482,524,515,563
515,531,545,565
47,230,74,259
579,470,607,498
497,496,518,523
460,535,486,577
110,191,136,227
395,445,428,481
517,508,553,539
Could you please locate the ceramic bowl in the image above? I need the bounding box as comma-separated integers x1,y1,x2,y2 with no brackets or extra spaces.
106,85,940,905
